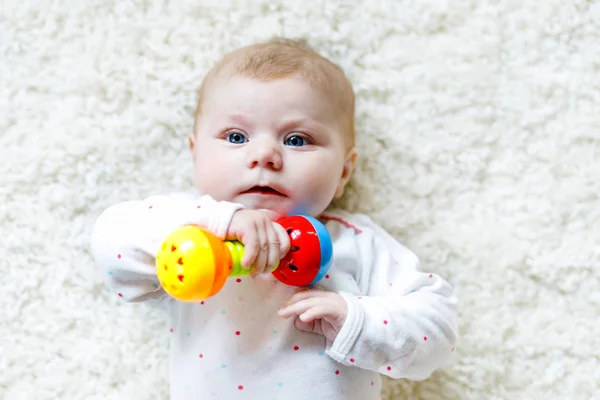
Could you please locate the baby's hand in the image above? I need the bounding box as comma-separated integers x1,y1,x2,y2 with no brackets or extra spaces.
227,210,290,276
278,289,348,342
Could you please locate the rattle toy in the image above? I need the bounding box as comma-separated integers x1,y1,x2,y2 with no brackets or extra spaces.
155,215,333,301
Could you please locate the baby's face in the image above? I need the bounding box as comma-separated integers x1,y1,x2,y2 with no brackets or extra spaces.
189,76,355,219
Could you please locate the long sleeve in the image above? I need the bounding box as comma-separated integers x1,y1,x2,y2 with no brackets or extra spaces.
90,191,244,303
324,212,458,380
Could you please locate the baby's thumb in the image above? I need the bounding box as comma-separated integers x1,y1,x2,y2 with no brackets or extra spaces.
294,317,315,333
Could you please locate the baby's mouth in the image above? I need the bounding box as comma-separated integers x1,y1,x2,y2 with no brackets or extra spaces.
241,186,286,197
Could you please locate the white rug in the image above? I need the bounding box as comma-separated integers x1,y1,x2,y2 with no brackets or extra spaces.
2,1,599,399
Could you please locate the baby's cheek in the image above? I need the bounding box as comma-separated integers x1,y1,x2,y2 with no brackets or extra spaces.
193,167,226,197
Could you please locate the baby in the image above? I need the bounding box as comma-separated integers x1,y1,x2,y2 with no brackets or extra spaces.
91,37,458,399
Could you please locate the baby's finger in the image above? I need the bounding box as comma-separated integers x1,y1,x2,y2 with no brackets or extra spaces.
252,220,269,276
278,297,322,318
265,222,281,273
241,223,259,270
273,222,291,257
299,303,339,323
281,288,327,308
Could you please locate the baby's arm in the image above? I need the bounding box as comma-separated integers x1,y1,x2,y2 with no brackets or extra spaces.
326,213,458,380
90,192,244,302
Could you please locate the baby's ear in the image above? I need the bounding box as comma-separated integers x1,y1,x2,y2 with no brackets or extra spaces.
334,147,358,199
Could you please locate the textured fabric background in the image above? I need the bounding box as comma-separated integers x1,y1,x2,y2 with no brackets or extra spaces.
2,1,599,399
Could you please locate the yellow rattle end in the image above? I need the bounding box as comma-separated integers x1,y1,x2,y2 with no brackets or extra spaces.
155,225,230,301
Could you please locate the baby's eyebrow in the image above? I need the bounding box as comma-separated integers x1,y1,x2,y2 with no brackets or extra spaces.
278,117,323,132
227,113,253,126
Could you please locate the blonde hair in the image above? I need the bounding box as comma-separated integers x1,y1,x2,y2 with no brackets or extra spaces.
194,37,355,146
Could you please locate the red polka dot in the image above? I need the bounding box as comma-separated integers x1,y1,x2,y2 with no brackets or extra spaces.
236,278,242,283
148,205,153,209
238,385,243,390
199,354,203,358
235,331,241,336
371,381,374,386
170,328,174,333
197,205,202,208
200,301,204,305
429,274,433,278
117,254,121,259
294,346,299,351
325,274,330,279
383,320,388,325
424,336,428,341
350,358,355,363
389,282,392,286
358,296,362,299
387,366,391,371
118,293,123,297
452,348,455,352
335,370,340,375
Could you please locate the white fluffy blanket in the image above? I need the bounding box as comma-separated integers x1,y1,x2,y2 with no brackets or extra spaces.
2,1,599,399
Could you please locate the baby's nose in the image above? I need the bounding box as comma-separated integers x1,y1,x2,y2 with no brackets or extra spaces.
248,141,283,170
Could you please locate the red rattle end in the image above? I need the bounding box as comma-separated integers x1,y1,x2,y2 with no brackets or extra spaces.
273,215,333,287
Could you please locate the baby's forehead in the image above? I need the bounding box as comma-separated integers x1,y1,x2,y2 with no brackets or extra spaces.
206,76,339,118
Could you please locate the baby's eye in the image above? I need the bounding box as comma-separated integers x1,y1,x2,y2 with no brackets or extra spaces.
226,132,248,144
285,135,307,147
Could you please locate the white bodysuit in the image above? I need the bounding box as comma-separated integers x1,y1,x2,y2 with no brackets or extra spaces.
90,190,458,400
